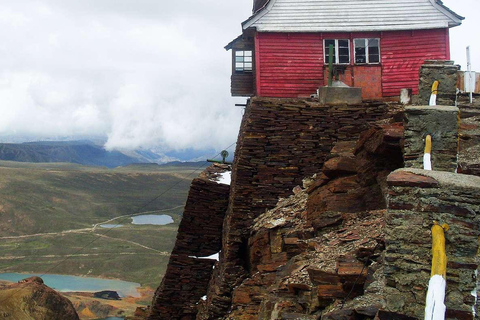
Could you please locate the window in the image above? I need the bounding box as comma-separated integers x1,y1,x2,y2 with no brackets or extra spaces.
324,39,350,64
235,50,253,72
354,38,380,64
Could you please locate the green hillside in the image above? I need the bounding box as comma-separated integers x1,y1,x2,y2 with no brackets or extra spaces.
0,161,200,287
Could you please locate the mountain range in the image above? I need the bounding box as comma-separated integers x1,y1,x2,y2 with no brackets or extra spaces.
0,141,217,168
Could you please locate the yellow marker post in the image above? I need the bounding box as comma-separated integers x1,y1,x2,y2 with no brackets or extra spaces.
429,81,440,106
425,221,449,320
424,135,432,170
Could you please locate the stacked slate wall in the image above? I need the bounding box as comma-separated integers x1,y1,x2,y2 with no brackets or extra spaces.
197,97,396,319
403,105,460,172
148,164,230,320
385,168,480,319
418,60,460,106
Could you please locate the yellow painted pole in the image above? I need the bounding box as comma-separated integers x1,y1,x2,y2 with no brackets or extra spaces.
424,135,432,170
429,81,440,106
425,221,449,320
431,81,440,95
431,221,448,278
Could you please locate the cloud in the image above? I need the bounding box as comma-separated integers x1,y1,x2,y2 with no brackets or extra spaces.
0,0,252,151
442,0,480,70
3,0,474,154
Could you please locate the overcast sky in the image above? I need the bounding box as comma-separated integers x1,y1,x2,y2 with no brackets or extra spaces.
0,0,477,152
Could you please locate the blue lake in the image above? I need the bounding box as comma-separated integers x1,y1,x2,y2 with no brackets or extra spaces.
0,273,140,297
131,214,173,225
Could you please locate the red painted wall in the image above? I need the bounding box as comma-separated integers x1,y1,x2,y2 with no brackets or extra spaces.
381,29,449,96
256,33,324,97
255,29,449,98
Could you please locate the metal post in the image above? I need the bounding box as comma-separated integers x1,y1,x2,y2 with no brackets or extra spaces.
467,46,473,104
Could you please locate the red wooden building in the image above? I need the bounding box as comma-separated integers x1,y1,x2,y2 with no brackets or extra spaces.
226,0,463,99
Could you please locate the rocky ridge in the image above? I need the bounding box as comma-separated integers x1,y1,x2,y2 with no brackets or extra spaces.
0,276,79,320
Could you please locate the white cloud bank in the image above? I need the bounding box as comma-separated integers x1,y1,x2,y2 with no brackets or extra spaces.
0,0,477,153
0,0,251,151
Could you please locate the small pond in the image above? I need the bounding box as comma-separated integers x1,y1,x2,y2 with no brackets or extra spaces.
99,224,124,228
131,214,173,225
0,273,140,297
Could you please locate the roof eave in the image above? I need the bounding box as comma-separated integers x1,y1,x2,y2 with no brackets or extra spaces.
225,34,244,51
431,0,464,25
242,0,275,30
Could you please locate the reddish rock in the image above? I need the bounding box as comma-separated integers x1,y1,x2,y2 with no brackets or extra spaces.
387,170,439,188
323,156,359,178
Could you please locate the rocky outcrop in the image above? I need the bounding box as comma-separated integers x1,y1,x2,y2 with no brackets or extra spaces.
148,164,231,319
150,96,480,319
0,276,79,320
215,122,404,319
197,98,398,319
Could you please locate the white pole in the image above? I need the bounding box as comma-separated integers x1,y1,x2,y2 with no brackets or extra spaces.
467,46,473,104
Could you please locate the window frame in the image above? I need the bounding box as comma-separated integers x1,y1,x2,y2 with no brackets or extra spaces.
234,50,253,73
323,39,351,65
353,38,381,65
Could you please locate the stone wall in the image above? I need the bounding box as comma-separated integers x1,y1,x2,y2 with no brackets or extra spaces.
418,60,460,106
385,168,480,319
197,97,398,319
403,105,459,172
148,164,230,320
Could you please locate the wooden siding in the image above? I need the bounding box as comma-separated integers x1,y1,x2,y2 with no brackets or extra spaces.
254,29,450,99
229,35,255,97
231,73,255,96
244,0,462,32
381,29,449,96
257,33,323,97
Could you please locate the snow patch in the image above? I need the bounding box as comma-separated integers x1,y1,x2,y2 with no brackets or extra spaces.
217,171,231,185
189,252,220,261
201,295,207,301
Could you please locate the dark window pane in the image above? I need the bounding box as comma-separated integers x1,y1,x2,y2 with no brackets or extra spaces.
324,40,336,63
325,40,335,46
339,55,349,64
339,47,349,56
369,47,379,55
355,51,366,63
367,39,380,63
354,39,366,63
338,40,349,48
369,54,380,63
